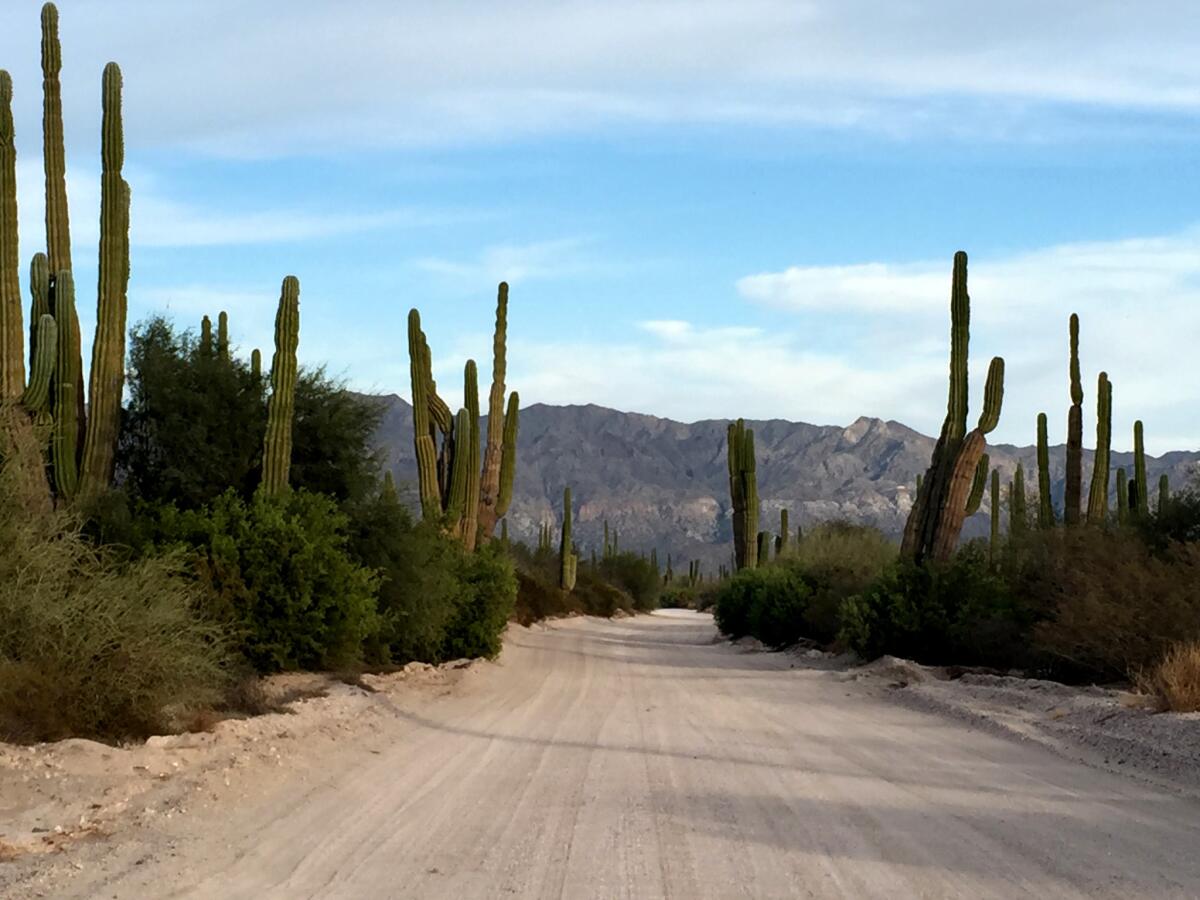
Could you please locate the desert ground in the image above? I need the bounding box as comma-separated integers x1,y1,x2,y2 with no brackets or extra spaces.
3,610,1199,899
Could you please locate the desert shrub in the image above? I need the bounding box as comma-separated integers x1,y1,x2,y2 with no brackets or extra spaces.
596,552,661,611
289,369,383,505
508,541,637,621
347,487,468,664
658,584,698,609
1023,529,1200,679
1138,481,1200,551
840,543,1030,667
0,449,232,742
788,521,896,642
514,570,582,624
148,489,379,672
441,545,518,660
714,565,810,647
1138,642,1200,713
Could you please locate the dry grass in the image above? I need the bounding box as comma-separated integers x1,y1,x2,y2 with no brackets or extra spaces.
1138,642,1200,713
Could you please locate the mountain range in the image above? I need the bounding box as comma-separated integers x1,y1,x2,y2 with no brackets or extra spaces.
373,396,1199,571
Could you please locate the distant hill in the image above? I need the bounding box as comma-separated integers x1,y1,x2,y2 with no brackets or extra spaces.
373,396,1200,571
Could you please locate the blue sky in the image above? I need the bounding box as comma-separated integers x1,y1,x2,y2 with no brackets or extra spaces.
2,0,1199,452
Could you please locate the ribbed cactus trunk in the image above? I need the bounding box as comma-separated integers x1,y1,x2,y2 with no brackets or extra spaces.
1064,314,1084,526
903,252,1006,563
560,487,576,592
407,310,442,521
461,360,482,551
1158,475,1170,518
1133,420,1149,520
1010,464,1027,537
989,468,1000,566
251,348,262,380
79,63,129,498
29,254,49,375
217,310,229,360
727,419,759,570
260,277,300,496
497,390,519,520
1086,372,1112,525
777,508,790,555
50,270,78,500
1036,412,1054,528
0,71,24,401
1116,469,1129,525
477,283,509,543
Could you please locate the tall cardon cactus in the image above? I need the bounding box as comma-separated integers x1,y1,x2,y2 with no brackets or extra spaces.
1036,412,1054,528
260,276,300,496
1086,372,1112,524
727,418,759,570
902,252,1005,564
560,487,577,592
1064,314,1084,525
1133,420,1149,520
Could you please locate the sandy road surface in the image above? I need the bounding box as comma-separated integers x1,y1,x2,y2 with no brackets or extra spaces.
10,611,1200,899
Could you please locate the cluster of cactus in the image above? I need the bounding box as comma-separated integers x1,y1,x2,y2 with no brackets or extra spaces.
687,560,701,587
602,520,621,559
727,418,760,570
407,285,519,550
538,521,554,553
902,252,1005,564
774,508,791,555
0,6,130,506
559,487,577,592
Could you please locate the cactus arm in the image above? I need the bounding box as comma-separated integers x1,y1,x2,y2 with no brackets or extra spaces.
445,407,471,528
50,270,78,500
0,70,24,400
20,314,56,412
932,431,987,561
1086,373,1112,524
251,348,262,379
80,63,129,498
976,357,1004,434
407,309,442,520
1036,412,1054,528
497,390,519,517
260,276,300,496
461,360,481,550
1064,314,1084,525
217,310,229,360
947,251,970,442
965,452,989,517
1133,420,1149,520
477,282,509,542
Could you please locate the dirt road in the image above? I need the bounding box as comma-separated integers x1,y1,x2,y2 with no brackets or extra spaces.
10,611,1200,898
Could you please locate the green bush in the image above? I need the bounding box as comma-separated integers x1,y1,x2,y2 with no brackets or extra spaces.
714,565,810,647
347,488,468,665
442,545,518,660
658,584,698,609
596,552,661,611
788,522,896,642
149,489,380,673
0,447,233,742
839,542,1032,668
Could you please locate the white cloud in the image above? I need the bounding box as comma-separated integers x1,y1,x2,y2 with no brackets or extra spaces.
414,238,603,287
2,1,1198,155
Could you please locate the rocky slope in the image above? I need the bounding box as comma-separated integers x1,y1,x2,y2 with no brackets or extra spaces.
374,396,1199,570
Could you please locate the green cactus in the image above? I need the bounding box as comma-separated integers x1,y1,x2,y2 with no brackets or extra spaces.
777,508,790,555
407,310,442,521
904,253,1006,563
29,254,49,374
727,419,760,570
461,360,482,550
560,487,577,591
497,390,519,518
757,530,771,565
199,315,213,356
381,470,398,503
446,407,472,526
251,348,262,380
1116,468,1129,526
1133,420,1149,520
50,269,78,500
1086,372,1112,525
989,468,1001,566
1010,463,1027,537
260,276,300,496
217,310,229,360
478,283,509,542
1158,474,1170,518
0,70,24,401
20,314,56,414
79,62,129,498
966,454,989,516
1064,314,1084,526
1036,412,1054,528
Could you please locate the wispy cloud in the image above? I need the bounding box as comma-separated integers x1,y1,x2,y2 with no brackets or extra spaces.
414,238,604,287
2,1,1198,155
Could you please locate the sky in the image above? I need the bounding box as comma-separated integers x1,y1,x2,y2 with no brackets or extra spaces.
2,0,1199,453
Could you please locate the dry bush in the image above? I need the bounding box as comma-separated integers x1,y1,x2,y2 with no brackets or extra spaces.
1138,642,1200,713
1024,529,1200,680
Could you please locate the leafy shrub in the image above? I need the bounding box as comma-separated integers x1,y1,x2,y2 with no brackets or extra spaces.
1023,529,1200,679
658,584,698,609
714,565,810,647
840,543,1031,667
441,546,517,660
1138,481,1200,550
149,489,379,672
347,488,468,664
0,446,232,742
1139,642,1200,713
788,521,896,642
596,552,661,611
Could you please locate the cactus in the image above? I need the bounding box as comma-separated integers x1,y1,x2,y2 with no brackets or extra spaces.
966,454,988,516
1133,420,1149,520
251,348,262,380
1158,474,1170,518
989,468,1001,566
757,531,771,565
1116,468,1129,526
727,419,760,570
497,391,519,519
217,310,229,360
260,276,300,496
20,314,56,413
477,283,509,542
407,310,442,520
1086,372,1112,525
446,407,472,526
200,315,213,356
0,70,24,401
560,487,577,591
777,508,790,555
29,254,49,374
1009,464,1027,537
79,63,129,498
381,470,398,503
500,518,509,546
904,253,1006,563
1064,314,1084,526
461,360,482,550
1035,413,1054,528
50,270,78,499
